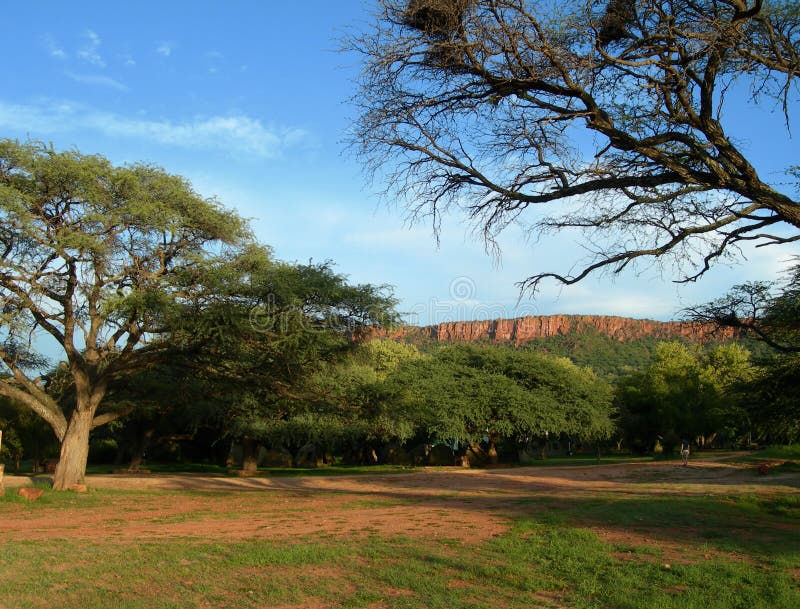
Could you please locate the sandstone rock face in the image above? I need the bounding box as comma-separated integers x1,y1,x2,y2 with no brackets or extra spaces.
375,315,734,346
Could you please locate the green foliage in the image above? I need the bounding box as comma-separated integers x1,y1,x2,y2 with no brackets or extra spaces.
739,355,800,443
0,420,23,463
524,328,662,377
389,344,615,448
687,263,800,444
300,339,422,446
616,342,758,451
166,250,400,460
0,394,57,469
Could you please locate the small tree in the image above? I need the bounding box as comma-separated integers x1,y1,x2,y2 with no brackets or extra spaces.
351,1,799,291
0,140,248,489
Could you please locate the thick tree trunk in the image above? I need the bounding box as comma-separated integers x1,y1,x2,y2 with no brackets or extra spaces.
52,409,95,490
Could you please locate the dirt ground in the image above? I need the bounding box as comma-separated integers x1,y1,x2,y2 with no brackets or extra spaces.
3,458,799,547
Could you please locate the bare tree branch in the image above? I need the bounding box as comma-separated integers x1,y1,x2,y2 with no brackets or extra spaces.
350,0,800,291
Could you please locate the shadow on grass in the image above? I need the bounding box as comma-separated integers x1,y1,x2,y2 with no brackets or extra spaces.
139,465,800,561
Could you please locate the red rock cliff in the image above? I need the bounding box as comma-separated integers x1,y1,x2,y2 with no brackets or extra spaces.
374,315,735,345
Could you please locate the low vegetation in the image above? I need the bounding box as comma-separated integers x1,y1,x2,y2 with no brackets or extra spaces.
2,452,798,609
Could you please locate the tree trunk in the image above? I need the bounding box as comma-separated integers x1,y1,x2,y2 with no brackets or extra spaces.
52,409,95,490
128,428,154,471
32,444,41,473
241,437,259,475
226,441,235,468
486,434,500,465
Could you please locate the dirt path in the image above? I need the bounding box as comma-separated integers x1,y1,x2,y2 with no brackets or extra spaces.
2,458,798,546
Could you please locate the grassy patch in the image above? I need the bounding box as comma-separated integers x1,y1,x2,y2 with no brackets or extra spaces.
755,445,800,461
0,485,136,508
728,445,800,464
521,454,655,467
1,473,798,609
82,462,422,477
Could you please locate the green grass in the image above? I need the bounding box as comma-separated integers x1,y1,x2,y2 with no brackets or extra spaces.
522,453,654,466
43,448,756,478
1,511,797,609
720,445,800,468
255,464,419,477
751,444,800,461
2,469,798,609
79,462,422,477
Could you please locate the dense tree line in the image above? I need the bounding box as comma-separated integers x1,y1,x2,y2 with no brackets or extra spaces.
6,327,792,473
1,138,796,483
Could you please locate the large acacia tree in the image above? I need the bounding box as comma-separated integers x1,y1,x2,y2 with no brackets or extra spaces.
172,252,399,472
0,140,248,489
351,0,799,291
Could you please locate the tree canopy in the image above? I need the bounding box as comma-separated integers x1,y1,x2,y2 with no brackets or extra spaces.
351,0,800,292
389,345,615,459
172,253,399,470
616,341,756,451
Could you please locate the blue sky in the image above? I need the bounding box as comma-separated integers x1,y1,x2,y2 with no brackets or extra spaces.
3,1,797,324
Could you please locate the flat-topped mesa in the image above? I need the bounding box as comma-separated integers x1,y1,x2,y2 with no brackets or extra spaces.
374,314,736,345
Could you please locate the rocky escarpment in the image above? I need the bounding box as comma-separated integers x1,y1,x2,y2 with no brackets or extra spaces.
375,314,735,345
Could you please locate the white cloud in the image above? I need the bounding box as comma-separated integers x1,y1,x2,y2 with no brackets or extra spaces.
0,99,311,159
65,72,128,91
42,34,67,59
77,30,105,67
156,42,173,57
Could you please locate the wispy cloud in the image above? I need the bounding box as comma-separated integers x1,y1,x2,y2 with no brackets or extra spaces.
42,34,67,59
156,42,173,58
77,30,105,67
65,72,128,91
0,99,311,159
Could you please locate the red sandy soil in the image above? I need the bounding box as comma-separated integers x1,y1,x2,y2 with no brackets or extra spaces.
2,458,798,548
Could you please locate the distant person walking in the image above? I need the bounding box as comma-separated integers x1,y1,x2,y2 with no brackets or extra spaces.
680,439,691,466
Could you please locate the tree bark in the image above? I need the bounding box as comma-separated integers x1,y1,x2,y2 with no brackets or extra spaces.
486,434,500,465
52,408,95,490
241,437,259,475
128,428,154,471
